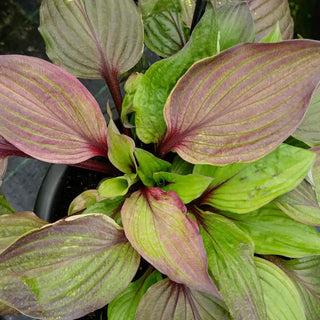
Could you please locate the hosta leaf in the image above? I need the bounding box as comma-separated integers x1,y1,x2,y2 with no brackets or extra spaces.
160,41,320,165
194,144,315,213
121,188,219,296
254,257,306,320
261,22,282,43
153,172,213,203
171,155,194,175
248,0,293,41
222,204,320,257
293,87,320,147
107,115,136,174
134,2,254,143
0,55,108,164
0,194,15,216
0,212,47,253
108,269,162,320
68,190,99,216
39,0,143,79
199,212,266,320
136,278,230,320
275,179,320,226
135,148,172,187
140,0,189,57
0,214,140,320
98,174,137,198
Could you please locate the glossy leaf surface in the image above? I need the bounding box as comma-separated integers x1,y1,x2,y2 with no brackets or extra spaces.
68,190,99,216
108,269,162,320
0,214,140,320
194,144,315,213
39,0,144,78
200,212,266,320
135,148,171,187
255,257,306,320
153,172,213,203
223,204,320,257
136,278,230,320
121,188,219,296
0,55,108,164
161,41,320,165
134,2,254,143
0,212,47,253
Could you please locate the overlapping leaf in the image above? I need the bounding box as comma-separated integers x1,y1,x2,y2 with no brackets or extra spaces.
160,41,320,164
199,212,266,320
98,174,137,198
134,2,254,143
0,55,108,164
0,214,140,320
136,278,230,320
121,187,219,296
0,194,14,216
194,144,315,213
0,136,27,159
254,257,306,320
68,190,99,215
39,0,144,79
223,204,320,257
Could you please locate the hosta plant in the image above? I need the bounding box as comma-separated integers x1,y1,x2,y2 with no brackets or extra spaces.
1,0,320,319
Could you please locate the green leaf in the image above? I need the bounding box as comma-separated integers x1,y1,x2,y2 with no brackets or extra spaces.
98,174,137,198
134,2,254,143
0,194,14,215
135,148,171,187
261,22,282,43
254,257,306,320
68,190,99,216
293,86,320,147
121,187,219,296
107,114,136,174
194,144,315,213
0,158,7,187
199,212,267,320
136,278,230,320
222,204,320,257
179,0,195,27
153,172,213,204
311,146,320,197
171,155,193,175
39,0,144,79
0,212,47,253
140,0,181,17
108,269,162,320
0,214,140,320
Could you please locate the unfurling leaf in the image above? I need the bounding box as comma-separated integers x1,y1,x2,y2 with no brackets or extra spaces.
153,172,213,204
68,190,99,216
223,204,320,257
136,278,230,320
134,2,254,143
121,188,219,296
0,194,14,216
0,212,47,253
108,269,162,320
254,257,306,320
160,41,320,165
194,144,315,213
199,212,267,320
39,0,144,79
98,174,137,198
0,55,108,164
0,214,140,320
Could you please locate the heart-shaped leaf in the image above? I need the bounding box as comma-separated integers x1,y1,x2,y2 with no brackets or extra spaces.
153,172,213,204
293,86,320,147
194,144,315,213
136,278,230,320
222,204,320,257
0,214,140,320
0,212,47,253
254,257,306,320
160,41,320,164
108,269,162,320
199,211,267,320
0,55,108,164
134,2,254,143
121,187,219,296
39,0,144,79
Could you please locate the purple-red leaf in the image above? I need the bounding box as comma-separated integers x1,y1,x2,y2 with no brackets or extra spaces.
0,55,108,164
121,187,219,296
0,136,27,159
160,41,320,165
